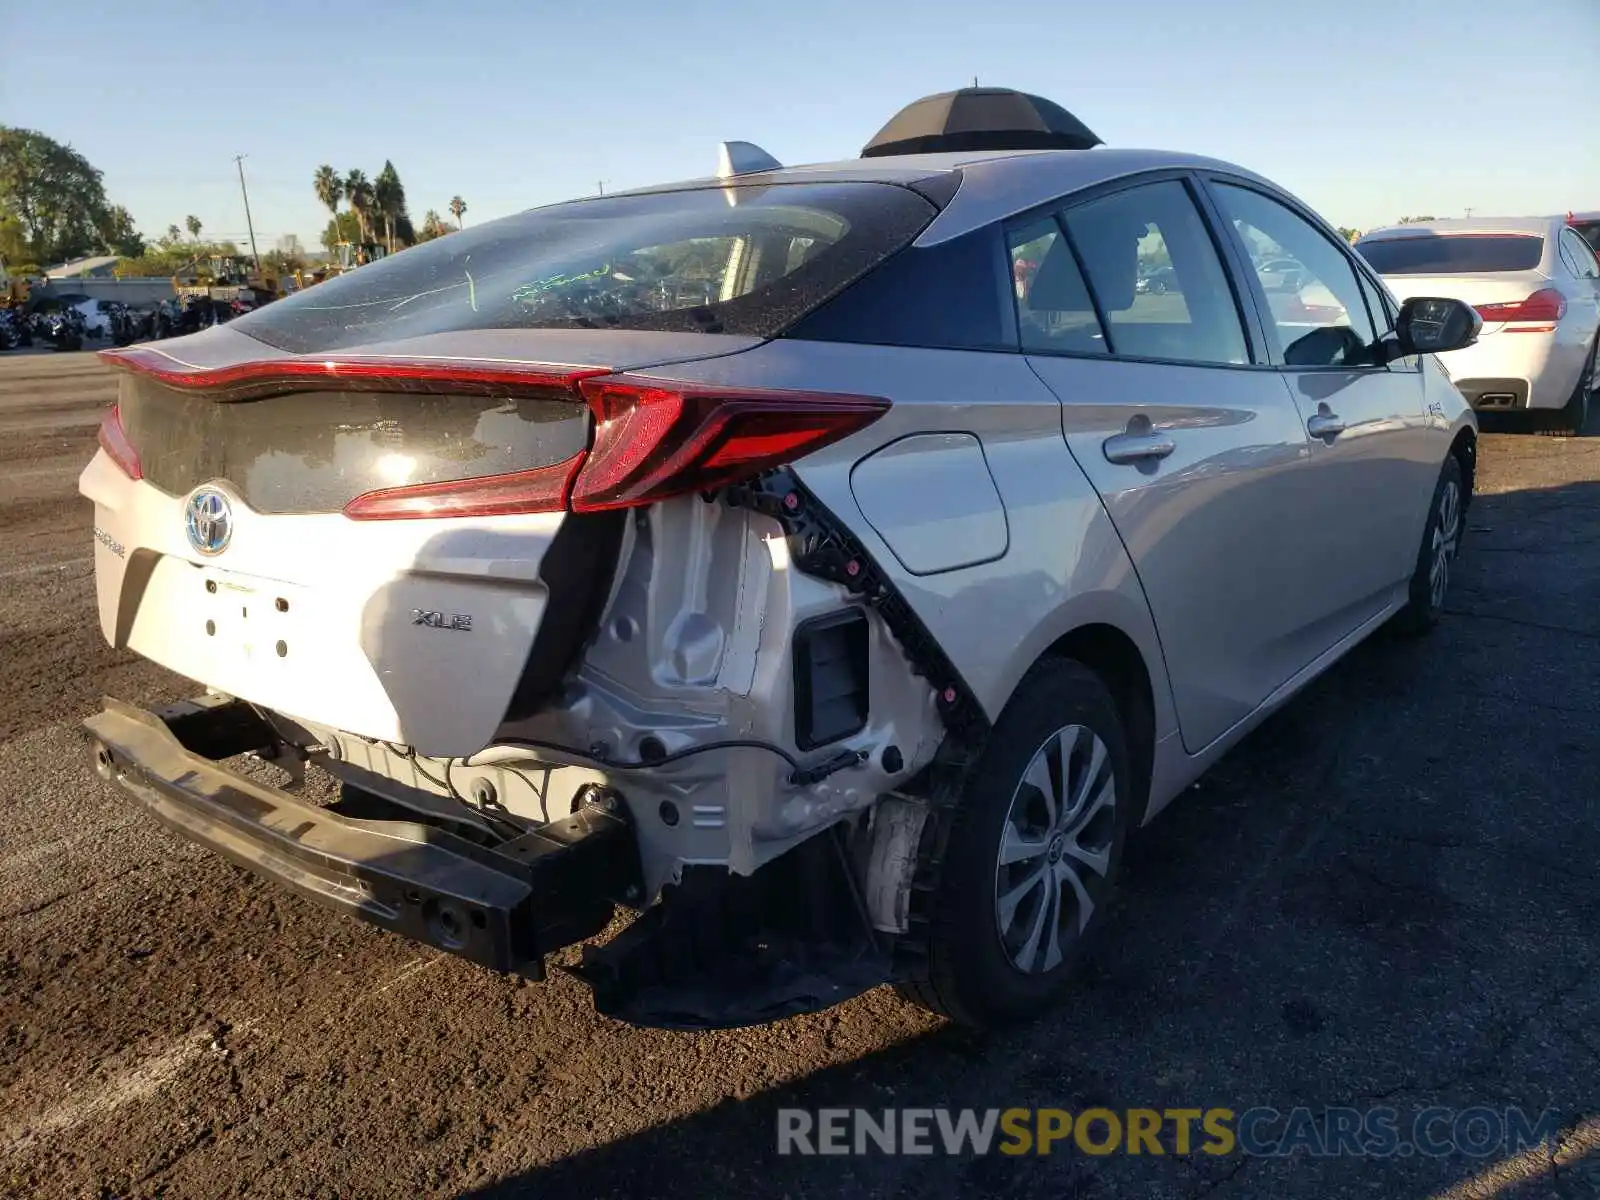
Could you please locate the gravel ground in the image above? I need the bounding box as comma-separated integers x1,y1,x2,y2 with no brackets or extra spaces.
0,350,1596,1200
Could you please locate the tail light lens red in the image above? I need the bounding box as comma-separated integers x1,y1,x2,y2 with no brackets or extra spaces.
341,455,585,520
1474,287,1567,325
97,405,142,480
568,377,890,512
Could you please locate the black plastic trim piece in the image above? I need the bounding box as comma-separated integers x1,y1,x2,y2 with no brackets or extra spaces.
500,508,627,724
724,469,990,742
792,608,870,751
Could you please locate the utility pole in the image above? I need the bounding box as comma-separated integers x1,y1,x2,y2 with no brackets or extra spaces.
1465,207,1475,219
597,180,608,195
233,154,261,274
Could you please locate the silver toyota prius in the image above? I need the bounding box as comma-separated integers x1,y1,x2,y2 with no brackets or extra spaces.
81,126,1482,1030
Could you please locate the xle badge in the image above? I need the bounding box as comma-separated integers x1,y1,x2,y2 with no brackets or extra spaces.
413,609,473,632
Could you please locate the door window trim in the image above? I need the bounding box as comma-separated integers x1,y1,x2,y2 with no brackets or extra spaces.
1001,168,1273,371
1560,227,1599,279
1195,171,1396,374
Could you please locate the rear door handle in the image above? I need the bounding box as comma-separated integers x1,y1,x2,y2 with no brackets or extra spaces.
1102,432,1177,465
1307,405,1346,438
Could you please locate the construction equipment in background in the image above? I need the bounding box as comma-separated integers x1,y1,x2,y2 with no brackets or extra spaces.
0,258,31,308
334,240,389,274
171,253,283,308
281,242,387,293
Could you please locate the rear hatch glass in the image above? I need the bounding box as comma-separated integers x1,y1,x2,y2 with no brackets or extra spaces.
1356,234,1543,274
228,181,938,354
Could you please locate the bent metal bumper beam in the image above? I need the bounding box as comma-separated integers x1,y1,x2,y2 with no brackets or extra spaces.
81,695,636,977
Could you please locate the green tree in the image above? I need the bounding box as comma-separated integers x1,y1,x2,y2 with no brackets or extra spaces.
374,160,413,253
313,164,343,233
417,209,452,242
344,170,374,242
0,213,29,265
1335,226,1361,244
115,238,242,279
0,126,113,264
185,214,202,242
98,204,144,257
320,210,363,253
165,223,182,246
449,195,466,229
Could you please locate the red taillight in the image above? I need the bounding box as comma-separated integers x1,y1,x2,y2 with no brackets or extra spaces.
97,405,142,480
1474,287,1567,324
569,377,890,512
343,454,585,520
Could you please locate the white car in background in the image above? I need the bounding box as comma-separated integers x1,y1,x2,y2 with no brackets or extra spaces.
1356,218,1600,434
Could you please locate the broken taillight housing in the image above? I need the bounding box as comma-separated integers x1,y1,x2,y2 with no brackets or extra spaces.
568,376,891,512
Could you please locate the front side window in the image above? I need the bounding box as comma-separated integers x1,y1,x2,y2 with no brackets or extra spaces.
1008,219,1106,355
1059,180,1249,365
1213,184,1378,368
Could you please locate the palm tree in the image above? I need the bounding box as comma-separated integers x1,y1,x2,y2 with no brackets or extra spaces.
449,195,466,230
166,224,181,245
345,170,374,244
185,215,202,243
313,165,343,237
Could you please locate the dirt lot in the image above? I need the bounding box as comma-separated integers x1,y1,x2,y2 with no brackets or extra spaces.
0,350,1596,1199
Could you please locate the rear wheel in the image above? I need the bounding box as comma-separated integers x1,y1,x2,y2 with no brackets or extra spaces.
1539,337,1595,436
1393,453,1464,636
899,659,1133,1028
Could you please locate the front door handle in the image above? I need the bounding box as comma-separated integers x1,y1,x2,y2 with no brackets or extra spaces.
1102,431,1177,465
1307,405,1346,438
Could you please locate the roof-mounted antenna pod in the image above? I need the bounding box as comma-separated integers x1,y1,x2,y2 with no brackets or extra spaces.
716,141,783,179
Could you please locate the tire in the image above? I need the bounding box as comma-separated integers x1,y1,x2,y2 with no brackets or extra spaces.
1538,336,1595,437
1392,452,1465,637
899,659,1134,1028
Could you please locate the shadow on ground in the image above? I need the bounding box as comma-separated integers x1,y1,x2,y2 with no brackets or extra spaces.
460,474,1600,1200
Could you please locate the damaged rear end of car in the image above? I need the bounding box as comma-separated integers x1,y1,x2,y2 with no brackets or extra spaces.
79,171,979,1028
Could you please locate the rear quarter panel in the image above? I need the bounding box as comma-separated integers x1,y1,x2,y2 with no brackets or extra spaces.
634,340,1180,747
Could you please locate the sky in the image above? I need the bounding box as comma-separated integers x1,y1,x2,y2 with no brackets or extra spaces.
2,0,1596,255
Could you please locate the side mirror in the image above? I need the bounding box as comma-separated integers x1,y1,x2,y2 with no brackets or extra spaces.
1392,296,1481,358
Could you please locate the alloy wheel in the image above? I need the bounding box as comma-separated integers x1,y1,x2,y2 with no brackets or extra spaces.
1429,477,1462,610
993,724,1117,975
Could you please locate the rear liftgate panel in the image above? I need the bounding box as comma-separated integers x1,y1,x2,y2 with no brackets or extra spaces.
84,362,608,758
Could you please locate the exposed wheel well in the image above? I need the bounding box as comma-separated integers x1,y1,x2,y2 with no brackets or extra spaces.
1043,624,1156,825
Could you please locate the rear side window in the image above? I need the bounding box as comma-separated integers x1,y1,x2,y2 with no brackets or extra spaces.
1059,180,1249,366
1355,234,1543,274
1570,220,1600,255
1560,228,1599,279
1008,219,1107,355
230,182,937,353
784,226,1009,351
